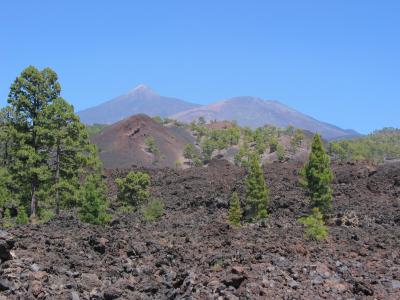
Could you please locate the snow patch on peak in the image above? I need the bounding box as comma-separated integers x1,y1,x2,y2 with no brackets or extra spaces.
134,84,150,91
125,84,156,96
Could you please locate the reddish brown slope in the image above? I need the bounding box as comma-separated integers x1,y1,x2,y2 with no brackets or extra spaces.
91,114,194,169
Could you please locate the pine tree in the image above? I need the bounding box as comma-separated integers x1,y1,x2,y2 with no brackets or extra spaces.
144,136,160,164
290,129,304,154
254,128,267,155
228,192,242,227
16,206,29,225
276,143,285,162
197,116,206,126
299,207,328,240
301,134,333,214
245,155,269,219
183,144,200,166
0,107,14,166
115,171,150,207
79,174,111,225
3,66,104,219
144,136,159,156
43,98,97,215
201,138,216,162
269,136,278,153
234,142,251,167
7,66,60,219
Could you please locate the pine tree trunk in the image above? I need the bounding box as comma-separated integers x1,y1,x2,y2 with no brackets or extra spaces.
30,184,36,220
55,145,60,215
31,120,37,220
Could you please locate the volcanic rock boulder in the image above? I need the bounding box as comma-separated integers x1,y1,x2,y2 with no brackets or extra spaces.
0,230,14,262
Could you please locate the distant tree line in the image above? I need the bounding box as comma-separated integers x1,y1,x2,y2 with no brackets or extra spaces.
187,117,307,166
328,128,400,163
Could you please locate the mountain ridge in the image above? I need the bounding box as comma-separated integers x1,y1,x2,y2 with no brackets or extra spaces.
172,96,359,140
79,85,359,140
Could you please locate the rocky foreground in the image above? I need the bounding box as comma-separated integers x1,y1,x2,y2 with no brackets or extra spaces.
1,160,399,299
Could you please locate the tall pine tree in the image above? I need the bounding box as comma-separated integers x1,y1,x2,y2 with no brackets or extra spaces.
43,98,100,214
245,155,269,219
301,134,333,214
7,66,60,218
3,66,106,221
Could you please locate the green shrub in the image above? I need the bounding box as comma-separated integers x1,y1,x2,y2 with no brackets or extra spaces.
235,144,253,168
2,208,14,228
227,127,241,146
234,148,244,167
16,206,29,225
276,143,285,162
328,142,347,162
299,208,328,240
201,138,216,162
285,125,295,136
152,116,163,124
144,136,159,156
37,208,54,224
254,130,267,155
142,199,164,221
0,168,12,208
269,136,278,153
228,192,242,227
117,205,134,214
290,129,304,154
193,157,203,167
79,175,111,225
183,143,201,165
115,171,150,207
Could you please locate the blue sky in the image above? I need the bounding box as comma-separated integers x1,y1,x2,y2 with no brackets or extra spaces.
1,1,399,134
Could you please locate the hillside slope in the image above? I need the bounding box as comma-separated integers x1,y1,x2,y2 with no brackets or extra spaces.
90,114,194,169
172,97,358,140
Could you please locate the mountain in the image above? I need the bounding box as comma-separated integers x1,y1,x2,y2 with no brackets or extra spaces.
171,96,359,140
78,84,200,125
90,114,194,169
80,86,359,140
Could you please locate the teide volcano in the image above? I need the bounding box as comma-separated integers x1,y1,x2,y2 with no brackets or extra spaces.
78,85,200,125
80,86,359,140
